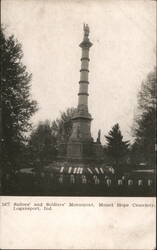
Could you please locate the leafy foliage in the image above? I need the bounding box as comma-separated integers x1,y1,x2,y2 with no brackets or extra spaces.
0,28,38,170
137,68,156,112
132,67,156,165
51,107,76,143
28,107,75,166
105,123,129,165
28,120,57,166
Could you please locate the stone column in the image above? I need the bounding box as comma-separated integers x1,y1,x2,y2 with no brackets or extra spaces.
78,24,92,112
67,24,93,160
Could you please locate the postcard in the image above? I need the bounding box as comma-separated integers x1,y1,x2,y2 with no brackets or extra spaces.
1,0,156,249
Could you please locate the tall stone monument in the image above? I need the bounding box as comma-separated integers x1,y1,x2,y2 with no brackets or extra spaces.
66,24,103,161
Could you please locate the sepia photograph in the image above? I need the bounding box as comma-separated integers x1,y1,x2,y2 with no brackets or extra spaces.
1,0,156,197
0,1,156,250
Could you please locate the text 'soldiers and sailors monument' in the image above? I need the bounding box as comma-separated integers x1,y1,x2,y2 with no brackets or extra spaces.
66,24,103,161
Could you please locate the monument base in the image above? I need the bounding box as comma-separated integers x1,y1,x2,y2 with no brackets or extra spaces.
67,141,92,160
58,140,104,163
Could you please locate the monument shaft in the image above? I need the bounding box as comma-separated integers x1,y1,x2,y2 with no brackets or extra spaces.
67,24,94,160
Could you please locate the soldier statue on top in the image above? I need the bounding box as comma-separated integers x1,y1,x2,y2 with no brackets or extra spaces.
84,23,90,37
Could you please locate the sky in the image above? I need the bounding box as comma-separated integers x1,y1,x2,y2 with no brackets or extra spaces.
2,0,156,143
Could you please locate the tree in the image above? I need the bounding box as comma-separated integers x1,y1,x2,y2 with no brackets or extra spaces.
28,108,75,165
105,123,129,166
132,67,156,166
137,68,156,113
28,120,57,167
0,28,38,171
51,107,76,144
